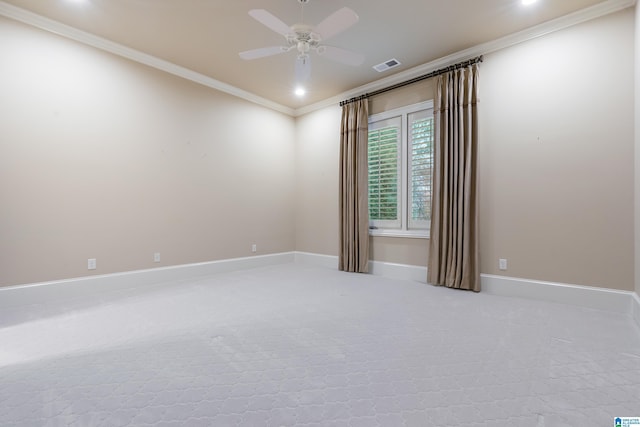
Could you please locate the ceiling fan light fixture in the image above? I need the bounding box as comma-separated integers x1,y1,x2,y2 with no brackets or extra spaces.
297,41,310,54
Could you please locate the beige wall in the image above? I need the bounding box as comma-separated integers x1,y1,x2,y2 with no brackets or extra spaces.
369,80,435,115
0,17,296,287
2,7,636,292
296,8,635,290
294,106,341,257
480,8,634,290
636,3,640,296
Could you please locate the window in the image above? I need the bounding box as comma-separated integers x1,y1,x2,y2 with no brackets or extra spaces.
368,100,433,238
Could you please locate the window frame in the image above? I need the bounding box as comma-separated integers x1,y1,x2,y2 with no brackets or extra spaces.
368,100,434,239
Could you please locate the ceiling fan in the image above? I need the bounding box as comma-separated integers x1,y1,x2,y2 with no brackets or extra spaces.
239,0,365,83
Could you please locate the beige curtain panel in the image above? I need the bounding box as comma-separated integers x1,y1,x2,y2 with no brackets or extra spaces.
339,99,370,273
428,64,480,292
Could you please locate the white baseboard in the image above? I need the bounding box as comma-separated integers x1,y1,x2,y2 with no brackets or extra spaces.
294,252,338,269
0,252,295,309
294,252,427,283
293,252,639,317
369,260,427,282
632,292,640,330
481,274,634,314
3,250,639,324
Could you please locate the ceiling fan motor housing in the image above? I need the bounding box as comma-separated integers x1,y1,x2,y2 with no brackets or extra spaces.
288,24,320,56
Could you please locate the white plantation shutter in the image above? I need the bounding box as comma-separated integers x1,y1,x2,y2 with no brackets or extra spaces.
368,101,432,237
408,110,433,229
368,117,401,228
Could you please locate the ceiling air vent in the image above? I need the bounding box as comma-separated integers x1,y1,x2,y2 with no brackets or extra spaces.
373,58,401,72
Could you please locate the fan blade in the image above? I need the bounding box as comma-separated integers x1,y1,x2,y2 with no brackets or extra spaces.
239,46,288,60
318,46,364,66
248,9,292,37
295,55,311,83
315,7,359,41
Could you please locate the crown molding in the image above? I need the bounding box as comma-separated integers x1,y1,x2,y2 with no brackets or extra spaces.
0,1,295,117
0,0,634,118
294,0,636,117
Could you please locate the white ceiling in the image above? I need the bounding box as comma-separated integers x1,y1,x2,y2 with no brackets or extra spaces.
0,0,629,113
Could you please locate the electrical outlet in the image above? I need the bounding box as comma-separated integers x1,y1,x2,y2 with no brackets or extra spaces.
499,258,507,271
251,244,257,253
88,258,97,270
154,252,161,263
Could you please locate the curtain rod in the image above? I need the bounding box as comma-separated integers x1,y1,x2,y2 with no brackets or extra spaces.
339,55,483,107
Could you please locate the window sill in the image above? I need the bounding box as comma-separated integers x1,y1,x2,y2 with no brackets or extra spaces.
369,229,429,239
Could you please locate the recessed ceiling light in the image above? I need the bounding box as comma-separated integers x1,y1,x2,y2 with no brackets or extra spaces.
294,87,306,97
522,0,537,5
